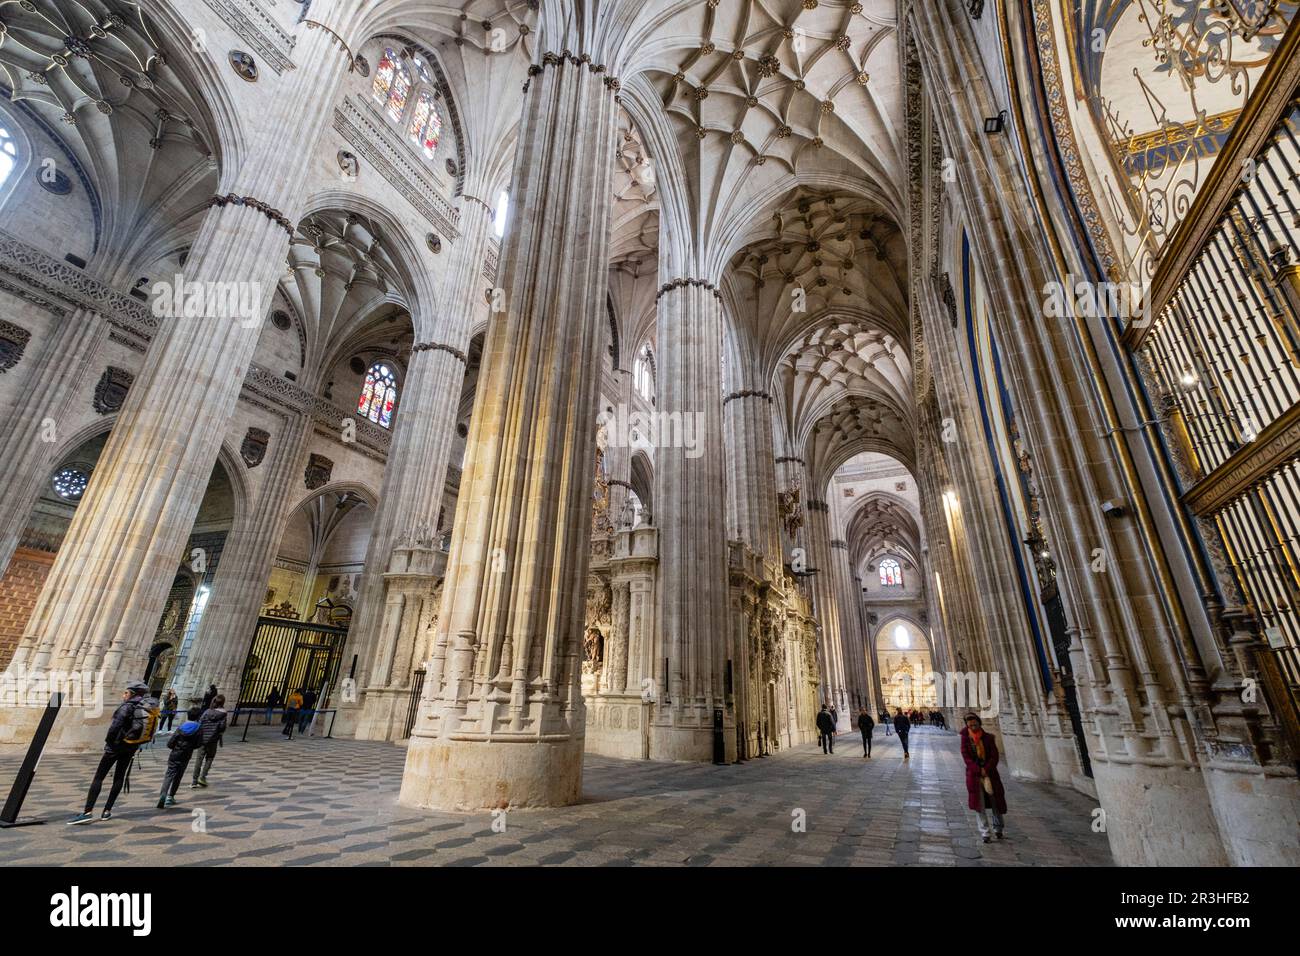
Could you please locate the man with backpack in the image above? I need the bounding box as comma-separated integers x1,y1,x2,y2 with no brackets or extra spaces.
158,707,204,808
67,679,158,824
191,695,227,788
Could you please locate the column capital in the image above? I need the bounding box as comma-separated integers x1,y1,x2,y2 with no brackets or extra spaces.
656,276,722,301
410,341,467,364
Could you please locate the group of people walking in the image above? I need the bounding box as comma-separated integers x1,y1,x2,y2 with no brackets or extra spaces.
819,702,1008,844
68,679,228,825
263,685,318,735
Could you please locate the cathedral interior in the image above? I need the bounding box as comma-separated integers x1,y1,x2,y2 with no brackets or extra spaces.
0,0,1297,872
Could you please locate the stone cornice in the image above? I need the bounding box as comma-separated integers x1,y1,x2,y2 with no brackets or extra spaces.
0,229,155,345
1183,402,1300,516
243,363,392,459
202,0,296,74
333,95,461,241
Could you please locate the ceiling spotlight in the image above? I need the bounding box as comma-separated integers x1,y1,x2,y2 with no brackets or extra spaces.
983,110,1008,135
1179,370,1199,388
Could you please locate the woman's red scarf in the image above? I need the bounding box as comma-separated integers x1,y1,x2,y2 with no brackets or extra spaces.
969,727,986,762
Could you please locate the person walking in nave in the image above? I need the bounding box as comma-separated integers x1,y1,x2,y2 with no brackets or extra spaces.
960,713,1007,843
282,688,304,737
191,695,228,788
158,707,205,808
161,688,178,731
264,686,281,724
66,680,157,825
857,708,874,758
893,708,911,759
816,705,837,755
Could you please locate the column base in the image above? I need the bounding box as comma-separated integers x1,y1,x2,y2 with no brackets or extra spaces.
585,693,646,759
400,732,584,811
0,699,115,753
648,720,731,762
353,687,413,742
1203,762,1300,866
1092,759,1229,866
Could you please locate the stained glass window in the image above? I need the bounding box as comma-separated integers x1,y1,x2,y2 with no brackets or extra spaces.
879,558,902,587
372,48,399,105
357,362,398,429
408,91,442,159
52,467,88,501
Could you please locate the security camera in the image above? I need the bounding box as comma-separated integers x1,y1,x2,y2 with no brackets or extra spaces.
1101,499,1127,518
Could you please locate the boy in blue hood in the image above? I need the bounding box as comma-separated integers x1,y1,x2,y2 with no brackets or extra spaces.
157,707,204,809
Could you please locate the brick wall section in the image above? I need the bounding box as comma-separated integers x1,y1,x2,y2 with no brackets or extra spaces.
0,548,55,670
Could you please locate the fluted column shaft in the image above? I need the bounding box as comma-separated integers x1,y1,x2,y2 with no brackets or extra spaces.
806,500,849,726
652,284,731,759
724,392,780,563
171,408,313,699
348,200,495,739
0,29,350,750
0,308,111,578
400,51,621,810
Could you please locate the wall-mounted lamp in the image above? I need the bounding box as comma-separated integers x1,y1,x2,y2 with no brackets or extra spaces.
983,110,1008,135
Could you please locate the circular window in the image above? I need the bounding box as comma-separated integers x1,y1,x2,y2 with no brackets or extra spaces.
52,467,89,501
271,310,291,331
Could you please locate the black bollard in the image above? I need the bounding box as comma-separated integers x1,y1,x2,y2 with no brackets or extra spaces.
0,692,62,828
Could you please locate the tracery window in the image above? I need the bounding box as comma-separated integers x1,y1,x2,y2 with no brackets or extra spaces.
372,49,411,124
372,47,447,165
633,343,655,403
879,558,902,588
357,362,398,429
407,91,442,159
52,466,88,501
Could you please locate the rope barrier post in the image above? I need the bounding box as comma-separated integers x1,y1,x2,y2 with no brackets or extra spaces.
0,692,62,828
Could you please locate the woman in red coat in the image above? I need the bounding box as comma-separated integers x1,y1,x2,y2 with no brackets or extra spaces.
960,713,1007,843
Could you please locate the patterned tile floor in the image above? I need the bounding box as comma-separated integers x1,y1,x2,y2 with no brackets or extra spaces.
0,724,1113,866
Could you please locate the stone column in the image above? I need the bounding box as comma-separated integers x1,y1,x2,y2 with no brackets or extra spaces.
0,28,351,750
829,536,866,710
806,498,850,729
724,389,780,564
604,580,630,693
399,47,622,810
171,408,313,700
349,197,495,741
0,308,111,578
651,280,732,761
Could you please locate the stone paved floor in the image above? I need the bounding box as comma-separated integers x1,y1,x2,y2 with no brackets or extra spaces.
0,724,1113,866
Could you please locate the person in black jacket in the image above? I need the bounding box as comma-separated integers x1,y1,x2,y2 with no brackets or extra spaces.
297,687,318,734
815,705,836,754
201,684,218,711
158,707,204,808
857,708,875,758
264,686,281,724
191,695,227,788
67,680,152,825
893,708,912,759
